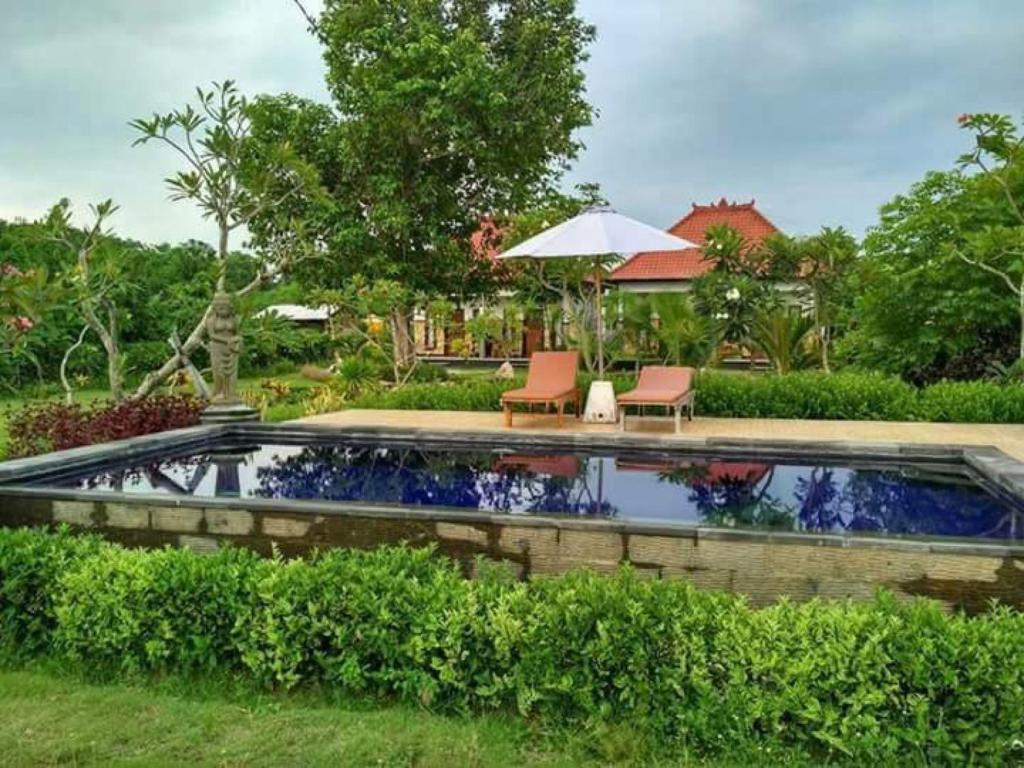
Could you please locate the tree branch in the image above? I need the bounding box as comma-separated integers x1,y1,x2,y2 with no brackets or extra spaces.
956,247,1021,296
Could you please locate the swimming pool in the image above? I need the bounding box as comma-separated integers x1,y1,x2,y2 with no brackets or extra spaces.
23,438,1023,541
2,423,1023,611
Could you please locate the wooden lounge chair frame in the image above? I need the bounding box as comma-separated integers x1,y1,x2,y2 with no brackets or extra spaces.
500,351,581,428
617,365,695,433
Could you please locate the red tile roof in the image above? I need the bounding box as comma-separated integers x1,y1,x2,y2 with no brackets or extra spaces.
609,198,781,282
470,218,504,264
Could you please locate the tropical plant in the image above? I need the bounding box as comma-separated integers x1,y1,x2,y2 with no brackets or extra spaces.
760,227,859,372
691,225,780,345
129,81,320,397
647,293,719,366
44,199,131,400
748,308,818,374
0,261,56,392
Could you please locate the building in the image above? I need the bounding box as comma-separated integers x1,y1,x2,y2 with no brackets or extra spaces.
607,198,782,293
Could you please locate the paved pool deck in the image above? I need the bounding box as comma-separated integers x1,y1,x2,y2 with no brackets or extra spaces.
297,409,1024,461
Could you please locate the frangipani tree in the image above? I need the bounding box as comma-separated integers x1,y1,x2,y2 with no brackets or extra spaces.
44,199,132,400
0,260,55,392
130,81,321,397
952,113,1024,359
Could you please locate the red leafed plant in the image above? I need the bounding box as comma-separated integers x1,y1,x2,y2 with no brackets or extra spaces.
6,395,205,459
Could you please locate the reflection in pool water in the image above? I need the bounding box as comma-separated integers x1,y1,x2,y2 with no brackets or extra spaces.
40,441,1024,541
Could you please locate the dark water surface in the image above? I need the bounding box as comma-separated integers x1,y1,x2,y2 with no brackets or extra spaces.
22,441,1024,542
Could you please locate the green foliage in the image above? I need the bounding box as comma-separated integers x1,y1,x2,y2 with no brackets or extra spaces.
55,546,268,674
692,271,777,346
236,546,470,701
748,308,818,374
340,369,1024,424
694,371,919,421
3,527,1024,763
842,113,1024,382
249,1,595,302
647,292,719,366
333,354,385,399
0,526,105,655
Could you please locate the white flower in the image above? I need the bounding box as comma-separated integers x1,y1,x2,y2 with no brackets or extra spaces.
714,312,729,320
725,288,741,302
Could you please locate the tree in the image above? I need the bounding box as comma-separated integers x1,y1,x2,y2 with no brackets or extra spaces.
44,199,130,400
0,260,55,393
841,167,1019,382
691,224,779,346
250,0,595,369
760,227,858,372
129,81,318,397
951,113,1024,359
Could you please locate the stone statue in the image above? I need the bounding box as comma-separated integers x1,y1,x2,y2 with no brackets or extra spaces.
205,291,242,405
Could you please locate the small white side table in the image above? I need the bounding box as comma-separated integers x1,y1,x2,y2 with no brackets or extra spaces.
583,380,618,423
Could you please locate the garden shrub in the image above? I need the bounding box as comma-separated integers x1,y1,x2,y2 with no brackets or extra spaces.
237,546,471,703
916,379,1024,424
346,369,1024,424
55,545,269,674
2,526,1024,764
347,372,635,412
693,371,920,421
0,526,106,655
6,394,204,458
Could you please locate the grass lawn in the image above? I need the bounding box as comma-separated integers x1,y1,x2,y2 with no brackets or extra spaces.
0,666,816,767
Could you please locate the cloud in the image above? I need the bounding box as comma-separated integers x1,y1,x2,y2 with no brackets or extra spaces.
1,0,1021,246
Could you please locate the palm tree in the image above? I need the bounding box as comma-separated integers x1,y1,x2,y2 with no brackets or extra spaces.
748,307,818,374
648,293,719,366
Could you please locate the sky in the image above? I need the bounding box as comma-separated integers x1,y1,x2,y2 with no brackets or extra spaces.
2,0,1022,248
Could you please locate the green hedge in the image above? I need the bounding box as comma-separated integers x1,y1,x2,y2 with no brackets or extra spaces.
348,370,1024,424
2,527,1023,763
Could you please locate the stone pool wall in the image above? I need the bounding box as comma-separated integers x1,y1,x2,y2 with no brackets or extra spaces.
3,493,1022,614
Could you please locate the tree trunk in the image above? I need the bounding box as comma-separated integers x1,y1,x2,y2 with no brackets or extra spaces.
60,326,90,405
389,307,415,371
216,220,229,292
134,305,213,399
1019,285,1024,360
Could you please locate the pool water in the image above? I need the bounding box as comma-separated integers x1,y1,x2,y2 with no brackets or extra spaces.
29,441,1024,541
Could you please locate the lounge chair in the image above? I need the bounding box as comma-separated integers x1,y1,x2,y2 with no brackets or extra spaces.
616,366,695,433
501,351,580,428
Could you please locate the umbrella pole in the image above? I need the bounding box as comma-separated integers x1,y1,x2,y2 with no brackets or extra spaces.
594,256,604,378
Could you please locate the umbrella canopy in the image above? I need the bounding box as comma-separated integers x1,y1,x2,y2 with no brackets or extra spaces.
498,205,697,376
500,205,695,259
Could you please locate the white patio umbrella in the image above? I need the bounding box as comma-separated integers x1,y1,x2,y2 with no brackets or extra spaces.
499,205,696,377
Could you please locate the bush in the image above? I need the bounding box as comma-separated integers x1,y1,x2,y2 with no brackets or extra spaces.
236,546,471,701
2,527,1023,763
346,369,1024,424
347,372,635,412
916,379,1024,423
0,526,106,655
6,394,205,458
694,371,920,421
56,546,268,674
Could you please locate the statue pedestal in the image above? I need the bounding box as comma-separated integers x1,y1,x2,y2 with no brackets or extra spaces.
583,380,618,424
200,402,260,425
